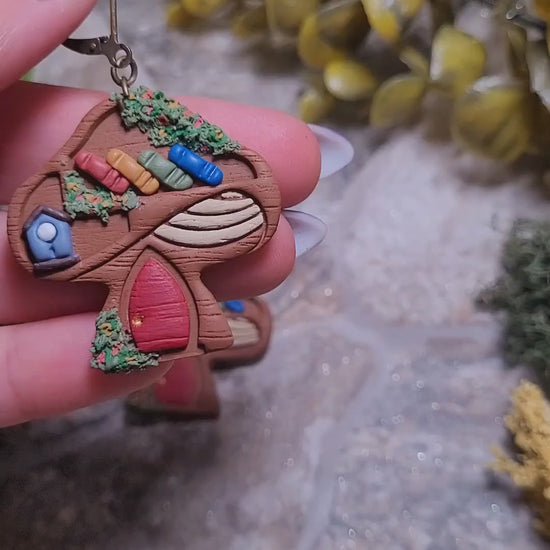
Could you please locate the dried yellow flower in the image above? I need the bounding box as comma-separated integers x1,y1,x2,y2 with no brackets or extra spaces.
492,380,550,538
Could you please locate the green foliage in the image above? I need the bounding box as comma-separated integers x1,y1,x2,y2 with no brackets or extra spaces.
63,171,141,224
91,309,159,373
63,171,115,223
120,189,140,211
112,87,240,155
478,220,550,380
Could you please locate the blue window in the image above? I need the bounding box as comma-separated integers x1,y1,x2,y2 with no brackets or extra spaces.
23,206,79,270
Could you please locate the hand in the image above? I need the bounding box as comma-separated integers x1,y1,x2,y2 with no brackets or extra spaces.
0,0,320,427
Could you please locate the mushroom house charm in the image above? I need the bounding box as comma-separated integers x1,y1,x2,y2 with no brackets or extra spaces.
7,88,281,373
125,297,273,421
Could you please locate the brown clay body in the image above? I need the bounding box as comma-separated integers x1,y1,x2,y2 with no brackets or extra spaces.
8,97,281,366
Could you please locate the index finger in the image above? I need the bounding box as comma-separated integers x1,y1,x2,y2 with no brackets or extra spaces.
0,0,98,93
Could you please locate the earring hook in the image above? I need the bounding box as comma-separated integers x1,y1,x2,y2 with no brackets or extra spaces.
63,0,138,95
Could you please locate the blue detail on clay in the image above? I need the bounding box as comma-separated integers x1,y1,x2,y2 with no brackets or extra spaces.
168,144,224,186
24,211,76,263
224,300,245,314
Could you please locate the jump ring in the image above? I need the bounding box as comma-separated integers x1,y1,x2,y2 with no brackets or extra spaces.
113,44,132,69
111,59,138,95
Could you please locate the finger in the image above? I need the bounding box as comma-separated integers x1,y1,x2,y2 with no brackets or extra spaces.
0,213,294,324
0,214,107,324
0,82,321,206
204,215,295,300
0,313,171,427
0,0,98,93
0,83,314,323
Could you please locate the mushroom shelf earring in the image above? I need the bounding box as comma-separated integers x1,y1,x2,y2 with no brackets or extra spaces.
7,0,281,375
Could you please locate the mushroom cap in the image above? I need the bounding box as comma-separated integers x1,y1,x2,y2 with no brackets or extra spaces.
8,96,281,282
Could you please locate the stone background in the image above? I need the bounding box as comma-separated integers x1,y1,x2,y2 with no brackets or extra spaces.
1,2,549,549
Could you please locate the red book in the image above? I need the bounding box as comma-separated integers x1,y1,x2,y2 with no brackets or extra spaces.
75,150,131,194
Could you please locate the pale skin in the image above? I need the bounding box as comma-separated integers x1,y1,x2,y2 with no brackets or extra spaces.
0,0,321,427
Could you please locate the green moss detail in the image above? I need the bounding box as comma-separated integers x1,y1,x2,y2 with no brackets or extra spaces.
63,171,140,224
91,308,159,373
120,188,141,211
111,86,240,155
478,219,550,380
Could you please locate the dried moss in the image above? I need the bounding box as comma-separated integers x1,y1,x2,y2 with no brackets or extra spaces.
63,171,140,224
91,309,159,373
492,380,550,538
477,219,550,383
112,87,240,155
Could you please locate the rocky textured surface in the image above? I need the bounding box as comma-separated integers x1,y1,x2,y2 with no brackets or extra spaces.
3,2,550,549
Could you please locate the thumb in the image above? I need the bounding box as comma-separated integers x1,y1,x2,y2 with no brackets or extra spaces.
0,0,98,93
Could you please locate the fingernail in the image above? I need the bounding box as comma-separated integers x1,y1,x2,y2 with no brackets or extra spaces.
0,205,8,211
308,124,354,179
284,210,327,258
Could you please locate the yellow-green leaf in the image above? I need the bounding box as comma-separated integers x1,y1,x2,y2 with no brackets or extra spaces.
298,14,347,69
299,87,336,123
528,96,550,154
317,0,370,49
370,74,427,127
400,46,429,76
181,0,227,18
526,40,550,110
323,60,377,101
265,0,319,34
232,6,268,38
534,0,550,21
430,25,486,96
505,23,528,80
361,0,425,43
451,77,532,162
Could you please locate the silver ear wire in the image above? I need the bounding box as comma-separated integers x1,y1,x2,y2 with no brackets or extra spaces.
62,0,138,95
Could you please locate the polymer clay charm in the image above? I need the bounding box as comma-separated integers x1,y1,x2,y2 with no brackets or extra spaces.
107,148,160,195
125,297,272,422
137,150,193,190
212,298,272,368
22,206,80,273
7,88,281,373
75,150,131,194
169,144,224,186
